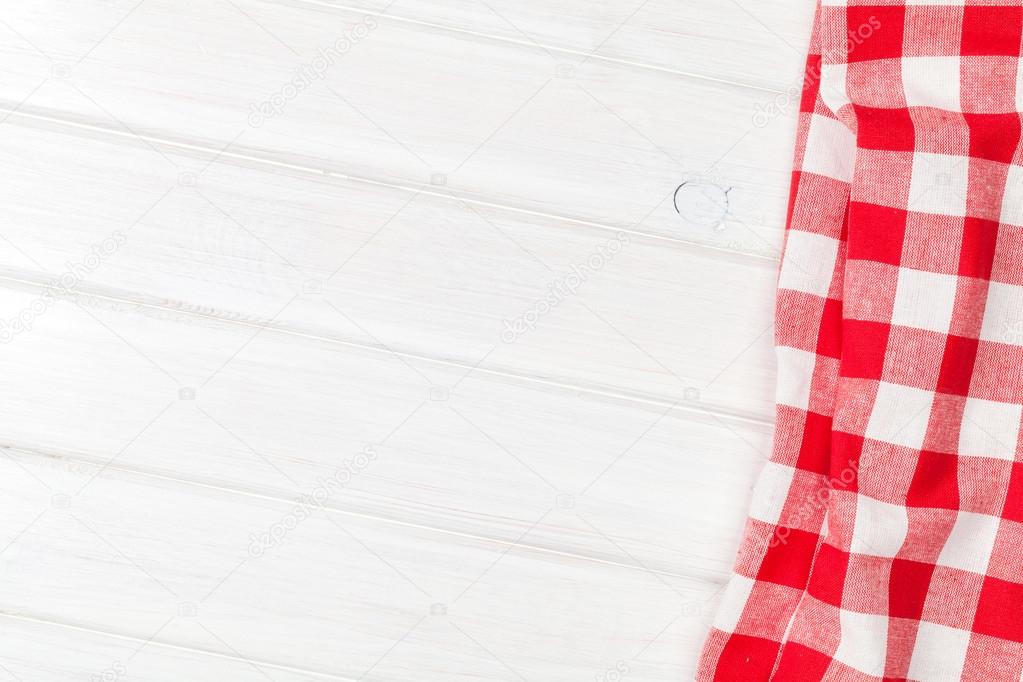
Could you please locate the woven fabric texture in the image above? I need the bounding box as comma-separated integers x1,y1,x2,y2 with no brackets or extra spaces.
699,2,1023,680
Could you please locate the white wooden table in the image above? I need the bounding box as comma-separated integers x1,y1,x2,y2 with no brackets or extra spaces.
0,1,812,679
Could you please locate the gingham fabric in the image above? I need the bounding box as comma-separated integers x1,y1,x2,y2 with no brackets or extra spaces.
698,2,1023,680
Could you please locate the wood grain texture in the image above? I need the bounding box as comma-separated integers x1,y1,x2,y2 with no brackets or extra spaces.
1,0,801,253
0,124,779,421
0,0,810,679
0,285,768,579
282,0,813,90
0,445,726,681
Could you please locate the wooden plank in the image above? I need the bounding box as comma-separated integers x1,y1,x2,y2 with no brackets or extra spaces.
0,4,798,677
0,123,779,422
0,614,320,681
0,0,796,252
0,284,767,580
283,0,814,91
0,450,727,680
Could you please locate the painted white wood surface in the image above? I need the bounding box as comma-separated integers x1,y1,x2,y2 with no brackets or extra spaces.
0,125,779,421
1,0,800,253
0,0,810,679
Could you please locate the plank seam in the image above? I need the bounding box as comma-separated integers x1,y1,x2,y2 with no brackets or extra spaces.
267,0,789,95
2,443,732,584
0,267,776,427
0,102,781,266
0,610,360,681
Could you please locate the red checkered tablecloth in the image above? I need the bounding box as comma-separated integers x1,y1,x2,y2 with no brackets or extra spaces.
699,2,1023,680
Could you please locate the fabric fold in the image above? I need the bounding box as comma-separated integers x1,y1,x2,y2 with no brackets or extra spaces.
699,2,1023,679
